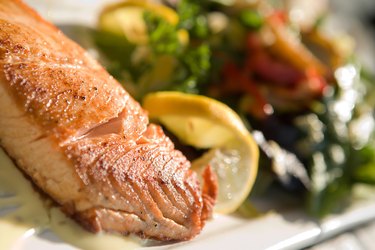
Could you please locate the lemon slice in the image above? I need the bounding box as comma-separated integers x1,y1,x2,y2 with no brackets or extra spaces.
98,0,188,45
143,91,259,214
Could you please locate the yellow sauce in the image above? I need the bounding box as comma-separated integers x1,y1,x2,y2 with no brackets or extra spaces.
0,148,142,250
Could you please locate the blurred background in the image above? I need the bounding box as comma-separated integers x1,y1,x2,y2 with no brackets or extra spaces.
331,0,375,70
25,0,375,69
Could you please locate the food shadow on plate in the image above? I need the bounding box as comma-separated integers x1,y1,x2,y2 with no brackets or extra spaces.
232,184,319,227
37,230,62,243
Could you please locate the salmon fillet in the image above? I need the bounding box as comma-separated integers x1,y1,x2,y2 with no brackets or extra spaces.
0,0,217,241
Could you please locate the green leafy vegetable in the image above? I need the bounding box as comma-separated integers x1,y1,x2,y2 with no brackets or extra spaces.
177,0,209,38
352,145,375,184
94,2,212,98
143,5,211,94
144,11,181,55
239,10,264,30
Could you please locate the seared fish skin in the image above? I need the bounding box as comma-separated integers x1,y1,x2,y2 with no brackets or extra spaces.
0,0,216,241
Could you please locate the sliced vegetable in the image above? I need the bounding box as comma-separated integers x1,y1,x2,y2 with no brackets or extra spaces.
143,91,259,214
98,0,179,44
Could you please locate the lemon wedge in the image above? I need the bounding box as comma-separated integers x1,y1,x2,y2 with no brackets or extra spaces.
143,91,259,214
98,0,188,45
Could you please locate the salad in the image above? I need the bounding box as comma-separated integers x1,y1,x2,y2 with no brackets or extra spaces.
93,0,375,217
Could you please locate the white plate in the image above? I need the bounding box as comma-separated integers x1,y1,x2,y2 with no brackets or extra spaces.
7,197,375,250
3,1,375,249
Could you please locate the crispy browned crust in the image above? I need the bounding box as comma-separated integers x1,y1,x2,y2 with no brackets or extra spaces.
0,0,134,141
0,0,217,241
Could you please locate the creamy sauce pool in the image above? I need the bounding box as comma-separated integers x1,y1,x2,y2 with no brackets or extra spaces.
0,148,143,250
